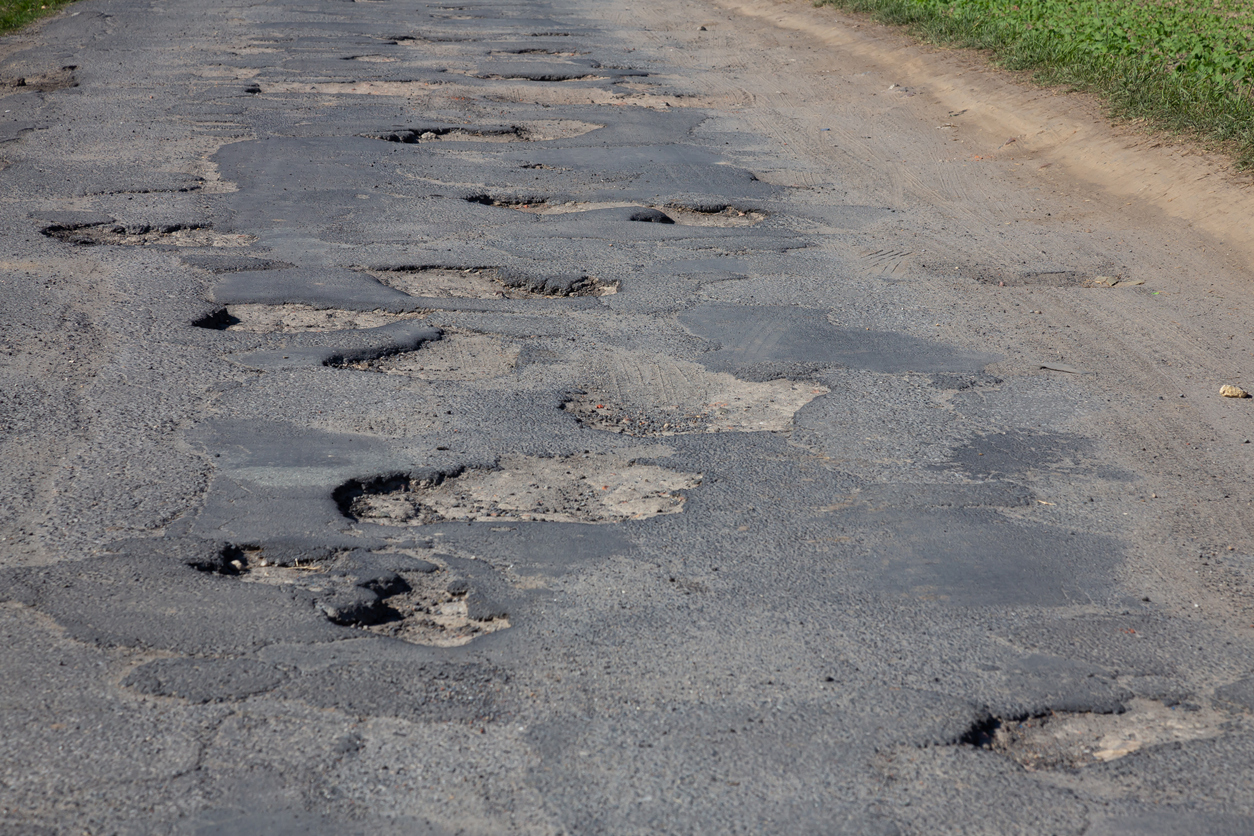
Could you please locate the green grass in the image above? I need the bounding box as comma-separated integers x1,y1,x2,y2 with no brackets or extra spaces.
1,0,79,36
816,0,1254,167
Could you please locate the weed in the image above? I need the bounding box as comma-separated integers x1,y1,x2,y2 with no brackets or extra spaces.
1,0,78,36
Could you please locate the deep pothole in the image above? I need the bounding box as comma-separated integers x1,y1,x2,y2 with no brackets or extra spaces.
337,454,701,525
968,698,1235,770
364,120,600,143
562,352,827,436
464,196,766,227
204,546,507,647
42,221,255,248
193,304,425,332
332,329,520,379
366,265,617,298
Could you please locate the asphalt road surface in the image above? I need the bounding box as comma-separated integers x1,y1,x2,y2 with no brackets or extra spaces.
4,0,1254,832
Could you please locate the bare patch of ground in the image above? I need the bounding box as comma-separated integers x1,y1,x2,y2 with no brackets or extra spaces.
1,66,76,96
338,330,520,379
198,304,425,332
368,266,616,298
43,223,255,248
342,452,701,525
367,573,510,646
986,698,1237,770
487,198,636,215
664,204,767,227
564,351,827,435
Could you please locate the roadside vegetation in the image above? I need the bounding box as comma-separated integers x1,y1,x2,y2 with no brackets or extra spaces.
1,0,76,35
816,0,1254,167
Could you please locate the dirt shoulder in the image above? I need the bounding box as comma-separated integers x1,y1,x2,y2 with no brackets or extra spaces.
715,0,1254,269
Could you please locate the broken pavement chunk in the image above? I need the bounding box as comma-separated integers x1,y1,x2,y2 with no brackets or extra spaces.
1220,384,1250,398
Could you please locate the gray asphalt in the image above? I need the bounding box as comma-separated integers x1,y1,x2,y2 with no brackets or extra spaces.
3,0,1254,833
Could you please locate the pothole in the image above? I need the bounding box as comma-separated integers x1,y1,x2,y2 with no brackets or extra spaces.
364,119,600,144
2,65,77,96
662,204,767,227
563,351,827,436
388,34,479,44
972,698,1235,770
193,304,424,332
370,573,509,646
42,222,255,248
333,329,520,379
443,68,604,82
216,547,507,647
368,126,522,143
337,453,701,525
367,266,616,298
464,196,765,226
491,48,584,57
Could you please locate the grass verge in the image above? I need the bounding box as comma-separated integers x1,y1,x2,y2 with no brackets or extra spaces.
815,0,1254,167
2,0,77,36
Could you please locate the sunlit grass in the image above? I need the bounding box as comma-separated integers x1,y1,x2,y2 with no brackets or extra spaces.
2,0,79,36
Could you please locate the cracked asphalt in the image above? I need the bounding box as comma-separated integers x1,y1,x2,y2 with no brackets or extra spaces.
4,0,1254,832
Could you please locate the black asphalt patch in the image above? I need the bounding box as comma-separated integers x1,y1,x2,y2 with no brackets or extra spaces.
856,507,1120,607
680,303,997,375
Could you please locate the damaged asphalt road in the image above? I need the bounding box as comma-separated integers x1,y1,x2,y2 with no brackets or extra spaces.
4,0,1254,832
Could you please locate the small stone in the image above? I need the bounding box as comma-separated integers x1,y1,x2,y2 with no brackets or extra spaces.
1220,384,1250,398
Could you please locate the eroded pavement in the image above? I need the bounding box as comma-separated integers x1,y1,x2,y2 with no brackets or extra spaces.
3,0,1254,832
